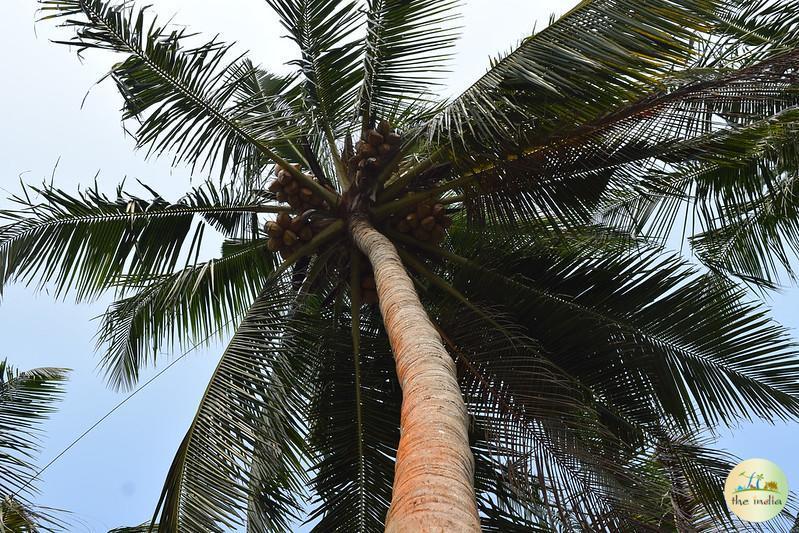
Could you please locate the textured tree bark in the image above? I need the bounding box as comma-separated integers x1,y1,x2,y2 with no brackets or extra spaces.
349,214,480,533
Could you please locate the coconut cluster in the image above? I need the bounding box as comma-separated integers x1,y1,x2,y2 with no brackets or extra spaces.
265,212,331,259
267,166,333,212
389,201,452,244
347,120,402,186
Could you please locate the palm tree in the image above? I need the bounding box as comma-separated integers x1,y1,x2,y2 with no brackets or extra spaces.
0,359,67,531
3,0,799,530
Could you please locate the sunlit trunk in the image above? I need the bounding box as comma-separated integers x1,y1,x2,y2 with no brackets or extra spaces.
349,214,480,532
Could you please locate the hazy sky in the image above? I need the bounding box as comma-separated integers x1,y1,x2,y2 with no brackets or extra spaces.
1,1,797,531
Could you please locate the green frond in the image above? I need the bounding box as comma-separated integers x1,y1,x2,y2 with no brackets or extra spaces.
40,0,301,178
427,0,799,151
596,107,799,287
358,0,460,131
108,525,155,533
0,181,263,301
429,48,799,228
409,281,663,530
0,359,67,500
306,299,398,533
432,222,799,429
152,283,315,532
97,238,277,391
427,0,718,150
265,0,364,136
0,497,53,533
644,430,799,532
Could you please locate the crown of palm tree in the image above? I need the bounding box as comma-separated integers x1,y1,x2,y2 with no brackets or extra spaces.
3,0,799,531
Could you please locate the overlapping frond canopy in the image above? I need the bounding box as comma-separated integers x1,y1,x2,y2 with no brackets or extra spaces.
11,0,799,530
396,219,799,530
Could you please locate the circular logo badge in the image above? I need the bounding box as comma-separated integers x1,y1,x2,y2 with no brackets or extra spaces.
724,458,788,522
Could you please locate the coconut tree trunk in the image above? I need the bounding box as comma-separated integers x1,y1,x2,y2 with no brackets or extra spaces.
349,214,480,532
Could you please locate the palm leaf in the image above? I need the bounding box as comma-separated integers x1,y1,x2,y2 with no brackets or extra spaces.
428,0,799,151
151,282,317,532
41,0,301,178
0,360,68,499
306,299,399,532
357,0,460,131
416,47,799,228
0,180,264,300
265,0,363,137
97,238,277,390
430,221,799,429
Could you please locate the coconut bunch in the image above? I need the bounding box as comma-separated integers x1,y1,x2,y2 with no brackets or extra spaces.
390,201,452,244
265,212,331,259
267,166,332,212
347,120,402,186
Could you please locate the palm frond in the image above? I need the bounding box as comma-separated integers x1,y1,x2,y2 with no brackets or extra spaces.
152,281,319,532
423,47,799,228
594,105,799,287
428,0,799,151
646,430,799,532
265,0,363,137
306,299,399,532
0,180,264,301
0,360,67,500
402,259,677,530
40,0,301,178
430,222,799,429
358,0,460,132
0,496,60,533
97,238,277,391
427,0,712,150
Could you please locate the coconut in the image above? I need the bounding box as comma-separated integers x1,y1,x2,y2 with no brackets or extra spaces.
267,238,282,252
412,227,431,242
367,130,384,147
431,225,446,243
284,180,299,194
277,212,292,229
359,142,377,158
265,221,283,237
386,132,402,146
289,217,306,234
289,195,304,209
420,216,436,231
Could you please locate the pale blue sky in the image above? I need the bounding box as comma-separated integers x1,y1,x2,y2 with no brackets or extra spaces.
1,1,797,531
